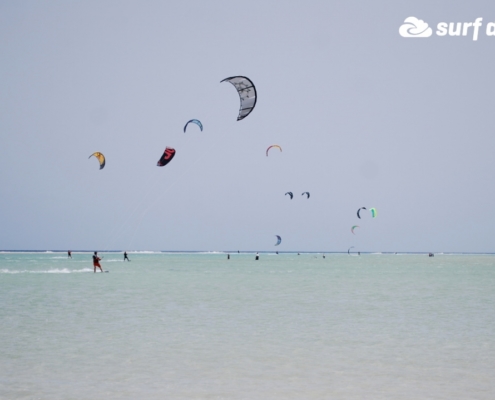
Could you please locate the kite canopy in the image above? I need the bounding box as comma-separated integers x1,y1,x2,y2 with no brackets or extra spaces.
302,192,310,199
221,76,257,121
266,145,282,157
348,246,355,255
351,225,359,235
183,119,203,133
370,208,377,218
357,207,367,219
285,192,293,199
275,235,282,246
157,147,176,167
89,152,105,170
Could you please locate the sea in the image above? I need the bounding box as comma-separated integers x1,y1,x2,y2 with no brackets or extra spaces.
1,251,494,400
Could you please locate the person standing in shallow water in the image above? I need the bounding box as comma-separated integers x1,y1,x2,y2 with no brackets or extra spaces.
93,252,103,273
68,250,72,258
124,251,130,261
255,252,259,260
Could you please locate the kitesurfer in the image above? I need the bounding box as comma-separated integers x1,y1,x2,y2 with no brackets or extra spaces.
227,254,230,260
68,250,72,258
255,252,259,260
93,252,103,273
124,251,130,262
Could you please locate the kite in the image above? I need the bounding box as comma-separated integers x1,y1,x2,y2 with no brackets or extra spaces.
285,192,293,199
370,208,377,218
275,235,282,246
183,119,203,132
357,207,367,219
89,152,105,170
351,225,359,235
302,192,310,199
157,147,176,167
221,76,257,121
266,145,282,157
348,246,354,255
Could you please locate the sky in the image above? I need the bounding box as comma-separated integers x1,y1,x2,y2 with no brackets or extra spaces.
1,0,495,252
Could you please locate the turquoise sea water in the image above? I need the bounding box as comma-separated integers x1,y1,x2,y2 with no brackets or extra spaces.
1,252,494,399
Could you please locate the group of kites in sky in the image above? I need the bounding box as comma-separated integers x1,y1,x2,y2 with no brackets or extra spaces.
351,207,377,235
88,76,255,170
88,75,377,249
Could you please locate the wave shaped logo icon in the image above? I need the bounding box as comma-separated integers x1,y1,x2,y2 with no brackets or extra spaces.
399,17,432,38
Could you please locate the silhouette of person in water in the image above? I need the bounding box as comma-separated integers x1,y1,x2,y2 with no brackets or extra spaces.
124,251,130,261
255,252,259,260
68,250,72,259
93,252,103,273
227,253,230,260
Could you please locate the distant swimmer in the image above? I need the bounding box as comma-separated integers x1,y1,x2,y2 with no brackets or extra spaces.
93,251,103,273
323,254,325,259
255,252,259,260
68,250,72,259
124,251,130,261
227,253,230,260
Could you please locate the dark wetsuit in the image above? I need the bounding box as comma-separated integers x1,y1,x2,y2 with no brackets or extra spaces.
93,254,102,272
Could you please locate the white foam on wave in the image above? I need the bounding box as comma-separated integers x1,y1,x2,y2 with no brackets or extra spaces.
1,268,94,274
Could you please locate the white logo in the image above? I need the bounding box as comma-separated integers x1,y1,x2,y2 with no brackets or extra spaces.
399,17,492,40
399,17,433,37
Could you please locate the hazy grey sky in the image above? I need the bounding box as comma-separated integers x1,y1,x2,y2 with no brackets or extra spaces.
1,1,495,252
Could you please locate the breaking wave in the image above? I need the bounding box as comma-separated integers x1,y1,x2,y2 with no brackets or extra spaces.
1,268,94,274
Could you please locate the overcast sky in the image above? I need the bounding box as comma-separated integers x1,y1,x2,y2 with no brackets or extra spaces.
1,1,495,252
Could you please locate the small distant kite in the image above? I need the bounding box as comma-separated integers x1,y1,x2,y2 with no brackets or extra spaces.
302,192,310,199
266,145,282,157
285,192,293,199
89,152,105,170
157,147,176,167
348,246,354,255
351,225,359,235
183,119,203,132
370,208,377,218
221,76,257,121
357,207,367,219
275,235,282,246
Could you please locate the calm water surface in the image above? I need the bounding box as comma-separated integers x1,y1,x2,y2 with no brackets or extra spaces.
1,252,494,399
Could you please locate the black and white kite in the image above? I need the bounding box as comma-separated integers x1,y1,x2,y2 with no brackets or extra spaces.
221,76,257,121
